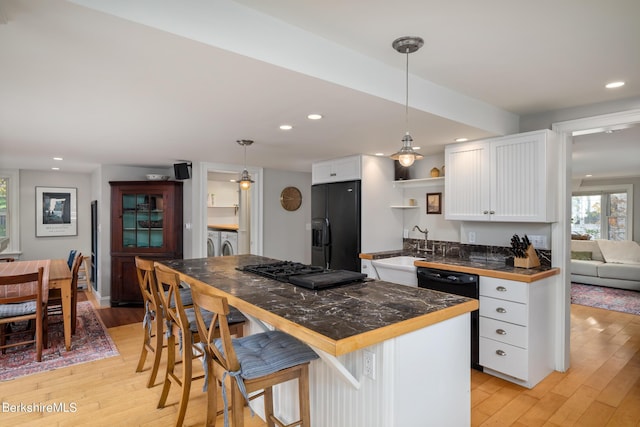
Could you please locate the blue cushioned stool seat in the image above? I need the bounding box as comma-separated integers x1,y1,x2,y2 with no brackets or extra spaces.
187,306,246,333
166,286,193,309
216,330,318,380
0,301,37,318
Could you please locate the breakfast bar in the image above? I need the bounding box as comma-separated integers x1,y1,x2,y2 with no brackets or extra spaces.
159,254,478,427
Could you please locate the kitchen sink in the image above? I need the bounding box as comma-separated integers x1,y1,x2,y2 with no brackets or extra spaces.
371,256,423,287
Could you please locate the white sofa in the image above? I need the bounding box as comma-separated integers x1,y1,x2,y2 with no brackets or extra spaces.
571,239,640,291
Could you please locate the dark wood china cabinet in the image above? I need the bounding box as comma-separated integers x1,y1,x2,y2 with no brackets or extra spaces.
110,181,183,305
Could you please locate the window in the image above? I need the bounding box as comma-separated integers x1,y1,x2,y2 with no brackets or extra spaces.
571,185,633,241
0,170,19,254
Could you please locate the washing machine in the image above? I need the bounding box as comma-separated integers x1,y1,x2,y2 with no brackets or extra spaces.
207,229,220,257
220,231,238,256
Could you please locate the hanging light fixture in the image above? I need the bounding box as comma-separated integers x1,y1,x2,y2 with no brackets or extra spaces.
236,139,254,190
390,36,424,167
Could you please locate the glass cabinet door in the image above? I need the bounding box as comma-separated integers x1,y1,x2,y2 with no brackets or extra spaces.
122,193,164,248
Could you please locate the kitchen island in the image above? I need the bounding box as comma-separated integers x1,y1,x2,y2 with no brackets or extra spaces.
159,254,478,427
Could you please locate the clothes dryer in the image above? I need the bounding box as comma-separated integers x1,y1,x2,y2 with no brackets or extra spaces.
207,229,220,257
220,231,238,256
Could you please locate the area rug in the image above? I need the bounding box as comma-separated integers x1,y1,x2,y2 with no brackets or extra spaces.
571,283,640,315
0,301,119,381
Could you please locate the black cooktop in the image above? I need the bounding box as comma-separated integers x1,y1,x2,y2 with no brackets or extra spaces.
238,261,325,282
238,261,366,290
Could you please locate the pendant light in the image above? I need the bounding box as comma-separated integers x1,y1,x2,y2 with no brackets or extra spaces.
236,139,254,190
390,36,424,167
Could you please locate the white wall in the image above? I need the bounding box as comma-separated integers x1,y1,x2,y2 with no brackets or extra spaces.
18,170,92,261
361,155,404,253
262,168,312,263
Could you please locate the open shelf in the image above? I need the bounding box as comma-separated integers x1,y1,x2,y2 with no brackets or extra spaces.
393,177,444,187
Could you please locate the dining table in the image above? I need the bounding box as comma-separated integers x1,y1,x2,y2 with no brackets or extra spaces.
0,259,72,351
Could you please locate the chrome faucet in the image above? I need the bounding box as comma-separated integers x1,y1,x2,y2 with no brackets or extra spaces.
412,225,433,253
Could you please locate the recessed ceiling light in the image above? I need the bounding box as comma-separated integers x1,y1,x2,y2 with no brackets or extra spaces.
374,153,385,156
585,174,593,177
455,138,468,142
279,124,293,130
51,167,60,171
412,146,421,150
307,113,322,120
53,157,63,161
605,81,625,89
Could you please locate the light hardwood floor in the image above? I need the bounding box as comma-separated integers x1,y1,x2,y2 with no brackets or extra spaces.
0,296,638,426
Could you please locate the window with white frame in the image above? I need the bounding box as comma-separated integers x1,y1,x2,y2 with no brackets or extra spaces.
0,170,20,254
571,184,633,241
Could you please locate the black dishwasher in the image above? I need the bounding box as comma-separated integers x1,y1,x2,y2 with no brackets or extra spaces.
417,267,481,371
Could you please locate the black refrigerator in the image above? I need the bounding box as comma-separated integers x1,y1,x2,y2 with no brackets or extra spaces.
311,180,361,272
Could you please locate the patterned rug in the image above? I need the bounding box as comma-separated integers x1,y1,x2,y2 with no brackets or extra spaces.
0,301,119,381
571,283,640,315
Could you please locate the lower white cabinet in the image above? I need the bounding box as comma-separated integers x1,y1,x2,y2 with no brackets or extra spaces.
479,276,554,388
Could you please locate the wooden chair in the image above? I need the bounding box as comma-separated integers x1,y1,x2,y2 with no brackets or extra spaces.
154,265,246,427
76,256,91,291
48,252,82,334
189,279,318,427
66,250,77,270
134,256,165,388
0,267,47,362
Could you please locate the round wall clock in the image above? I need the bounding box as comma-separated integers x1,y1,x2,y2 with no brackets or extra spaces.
280,186,302,211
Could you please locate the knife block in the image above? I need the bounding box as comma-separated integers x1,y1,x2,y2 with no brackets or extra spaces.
514,244,540,269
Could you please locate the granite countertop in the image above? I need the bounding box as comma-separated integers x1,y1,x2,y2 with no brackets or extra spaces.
360,250,560,283
158,254,478,356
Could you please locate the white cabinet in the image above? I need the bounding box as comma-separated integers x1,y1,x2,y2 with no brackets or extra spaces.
478,276,554,388
312,155,361,184
207,181,239,207
444,129,558,222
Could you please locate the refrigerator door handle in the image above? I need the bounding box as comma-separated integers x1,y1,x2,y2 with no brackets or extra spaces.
324,218,331,269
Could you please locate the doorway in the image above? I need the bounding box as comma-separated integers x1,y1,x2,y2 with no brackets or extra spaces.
552,108,640,371
202,162,263,257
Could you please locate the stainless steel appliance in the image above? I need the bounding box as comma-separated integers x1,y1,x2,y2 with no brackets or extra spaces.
239,261,366,290
417,267,481,371
311,180,361,272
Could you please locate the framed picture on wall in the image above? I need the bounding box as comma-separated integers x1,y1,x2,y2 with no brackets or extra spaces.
36,186,78,237
426,192,442,214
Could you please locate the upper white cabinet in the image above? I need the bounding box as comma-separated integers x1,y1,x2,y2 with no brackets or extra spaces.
312,155,361,184
207,181,239,207
444,129,558,222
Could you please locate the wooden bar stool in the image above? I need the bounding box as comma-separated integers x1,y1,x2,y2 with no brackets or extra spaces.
154,265,246,427
134,257,165,388
189,279,318,427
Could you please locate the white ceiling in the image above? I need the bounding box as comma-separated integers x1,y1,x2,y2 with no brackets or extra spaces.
0,0,638,178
